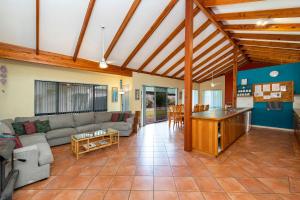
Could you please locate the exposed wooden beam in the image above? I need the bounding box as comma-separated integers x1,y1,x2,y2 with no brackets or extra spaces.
248,57,286,64
223,24,300,31
73,0,97,61
36,0,40,55
121,0,178,69
232,47,238,108
193,0,248,61
192,42,231,73
215,7,300,21
137,7,200,72
244,51,300,60
0,42,133,77
241,46,300,56
161,29,219,76
104,0,141,59
247,54,297,64
197,61,234,82
194,54,243,81
151,20,211,74
192,49,234,80
184,0,193,152
237,39,300,50
203,0,262,7
197,58,246,82
231,33,300,42
170,38,229,77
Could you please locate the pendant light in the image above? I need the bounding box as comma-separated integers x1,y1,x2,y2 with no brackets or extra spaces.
99,26,108,69
210,71,215,88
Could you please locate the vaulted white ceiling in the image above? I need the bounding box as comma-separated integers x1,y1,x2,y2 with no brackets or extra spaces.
0,0,299,82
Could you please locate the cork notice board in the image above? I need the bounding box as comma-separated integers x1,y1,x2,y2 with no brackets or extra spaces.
253,81,294,102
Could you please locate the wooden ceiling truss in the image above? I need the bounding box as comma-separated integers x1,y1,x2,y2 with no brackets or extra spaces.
1,0,300,83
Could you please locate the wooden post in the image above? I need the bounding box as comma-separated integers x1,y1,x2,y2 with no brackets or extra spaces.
232,47,238,108
36,0,39,55
184,0,193,152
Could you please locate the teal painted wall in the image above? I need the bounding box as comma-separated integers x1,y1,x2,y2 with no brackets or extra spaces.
238,62,300,129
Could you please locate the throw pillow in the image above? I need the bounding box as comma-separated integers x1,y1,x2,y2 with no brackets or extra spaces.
118,113,124,122
111,113,120,122
0,121,14,135
12,122,26,136
23,122,37,134
124,113,130,122
0,134,23,148
35,120,51,133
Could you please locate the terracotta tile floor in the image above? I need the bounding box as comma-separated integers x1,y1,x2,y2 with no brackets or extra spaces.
13,122,300,200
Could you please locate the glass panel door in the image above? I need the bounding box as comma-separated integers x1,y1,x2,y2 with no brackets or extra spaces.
145,86,155,124
155,87,168,122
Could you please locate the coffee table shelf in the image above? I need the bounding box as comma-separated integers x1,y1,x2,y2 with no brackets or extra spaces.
71,128,119,159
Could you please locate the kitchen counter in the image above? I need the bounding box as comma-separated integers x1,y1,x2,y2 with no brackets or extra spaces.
192,108,252,157
192,108,252,121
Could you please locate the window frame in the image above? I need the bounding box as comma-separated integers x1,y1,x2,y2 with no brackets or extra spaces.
34,80,108,116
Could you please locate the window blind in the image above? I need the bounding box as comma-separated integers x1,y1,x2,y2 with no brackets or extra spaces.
34,80,108,115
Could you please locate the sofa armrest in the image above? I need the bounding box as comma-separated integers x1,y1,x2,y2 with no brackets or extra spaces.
14,145,39,168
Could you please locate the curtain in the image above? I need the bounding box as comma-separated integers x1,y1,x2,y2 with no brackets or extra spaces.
203,90,222,108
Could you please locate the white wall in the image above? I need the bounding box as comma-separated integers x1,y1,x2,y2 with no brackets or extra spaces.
0,59,201,120
199,76,225,107
0,59,132,120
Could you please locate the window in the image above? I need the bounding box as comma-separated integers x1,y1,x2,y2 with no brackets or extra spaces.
202,90,222,108
35,80,107,115
167,88,177,105
181,89,199,108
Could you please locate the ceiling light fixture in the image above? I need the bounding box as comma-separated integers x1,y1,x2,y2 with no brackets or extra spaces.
256,19,268,27
210,71,215,88
99,26,108,69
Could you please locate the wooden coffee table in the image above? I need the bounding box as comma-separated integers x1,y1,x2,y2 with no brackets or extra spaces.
71,128,119,159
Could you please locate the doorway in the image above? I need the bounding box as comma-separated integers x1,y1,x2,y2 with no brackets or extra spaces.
142,86,177,125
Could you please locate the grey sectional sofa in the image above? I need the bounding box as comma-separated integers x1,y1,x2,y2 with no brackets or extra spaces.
1,111,134,188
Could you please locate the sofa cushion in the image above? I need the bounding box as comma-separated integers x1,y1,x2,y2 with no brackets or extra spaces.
111,113,119,122
19,133,47,146
36,143,54,165
15,116,49,123
95,112,112,123
35,120,51,133
46,128,76,140
24,122,37,134
76,124,102,133
118,113,125,121
49,115,75,129
0,119,15,135
101,122,130,131
12,122,26,136
73,112,95,127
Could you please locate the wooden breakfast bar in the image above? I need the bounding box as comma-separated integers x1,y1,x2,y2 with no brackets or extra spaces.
192,108,252,157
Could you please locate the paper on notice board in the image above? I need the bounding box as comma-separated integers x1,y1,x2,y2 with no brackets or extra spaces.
254,92,263,97
263,84,270,92
255,85,262,92
270,92,281,98
272,83,280,91
280,85,287,91
263,95,271,100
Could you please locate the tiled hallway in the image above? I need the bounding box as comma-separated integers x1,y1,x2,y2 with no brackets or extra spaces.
13,122,300,200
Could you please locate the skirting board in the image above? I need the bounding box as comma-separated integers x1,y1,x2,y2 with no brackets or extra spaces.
251,125,294,132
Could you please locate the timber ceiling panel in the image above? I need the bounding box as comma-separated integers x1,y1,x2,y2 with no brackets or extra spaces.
0,0,299,81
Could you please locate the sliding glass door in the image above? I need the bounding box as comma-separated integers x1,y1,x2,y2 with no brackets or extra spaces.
155,87,168,122
143,86,177,125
